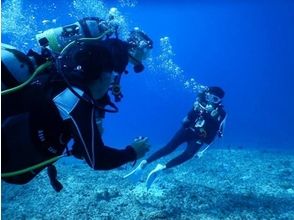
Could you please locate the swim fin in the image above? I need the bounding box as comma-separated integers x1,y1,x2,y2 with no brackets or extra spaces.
146,163,166,190
123,160,147,183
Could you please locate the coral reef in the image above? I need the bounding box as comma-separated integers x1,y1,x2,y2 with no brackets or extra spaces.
2,149,294,219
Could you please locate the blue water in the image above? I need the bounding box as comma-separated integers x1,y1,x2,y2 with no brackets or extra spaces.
2,0,294,151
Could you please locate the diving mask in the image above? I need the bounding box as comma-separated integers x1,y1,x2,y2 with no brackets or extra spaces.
127,27,153,73
205,92,221,104
196,92,221,112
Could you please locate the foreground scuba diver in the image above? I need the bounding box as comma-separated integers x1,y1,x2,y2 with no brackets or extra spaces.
124,87,227,189
1,16,153,192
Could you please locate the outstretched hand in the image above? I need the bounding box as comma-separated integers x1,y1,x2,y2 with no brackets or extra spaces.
131,136,150,159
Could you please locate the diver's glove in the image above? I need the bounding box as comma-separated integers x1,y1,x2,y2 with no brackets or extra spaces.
130,136,150,159
123,159,147,182
146,163,166,190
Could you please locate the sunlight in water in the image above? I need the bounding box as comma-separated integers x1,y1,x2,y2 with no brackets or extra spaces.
70,0,107,19
1,0,38,51
118,0,138,8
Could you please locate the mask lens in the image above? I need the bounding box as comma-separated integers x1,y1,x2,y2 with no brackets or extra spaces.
205,93,221,104
127,28,153,63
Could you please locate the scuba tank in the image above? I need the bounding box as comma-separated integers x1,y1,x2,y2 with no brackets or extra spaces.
1,44,64,189
1,43,52,96
1,44,37,91
36,17,117,54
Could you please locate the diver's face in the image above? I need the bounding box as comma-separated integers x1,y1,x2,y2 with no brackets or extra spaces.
197,92,221,111
89,71,113,99
205,92,221,104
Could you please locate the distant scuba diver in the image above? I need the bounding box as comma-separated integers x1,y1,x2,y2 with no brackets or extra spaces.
1,13,153,192
124,87,227,189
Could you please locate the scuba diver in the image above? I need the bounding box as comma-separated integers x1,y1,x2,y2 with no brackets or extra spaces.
1,14,153,192
124,86,227,189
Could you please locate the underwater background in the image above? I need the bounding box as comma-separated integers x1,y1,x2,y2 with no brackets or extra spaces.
2,0,294,151
1,0,294,219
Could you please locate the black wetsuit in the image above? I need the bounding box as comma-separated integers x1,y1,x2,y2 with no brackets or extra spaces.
146,104,226,168
1,76,136,184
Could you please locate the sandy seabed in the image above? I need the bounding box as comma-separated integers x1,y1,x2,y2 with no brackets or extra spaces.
2,149,294,220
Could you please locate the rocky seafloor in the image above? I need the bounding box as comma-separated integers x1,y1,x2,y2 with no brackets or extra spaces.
2,149,294,220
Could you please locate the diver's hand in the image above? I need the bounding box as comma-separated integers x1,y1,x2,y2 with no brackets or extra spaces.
130,136,150,159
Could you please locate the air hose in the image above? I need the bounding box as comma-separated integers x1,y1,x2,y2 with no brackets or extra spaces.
1,154,65,178
60,29,113,54
1,61,52,96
